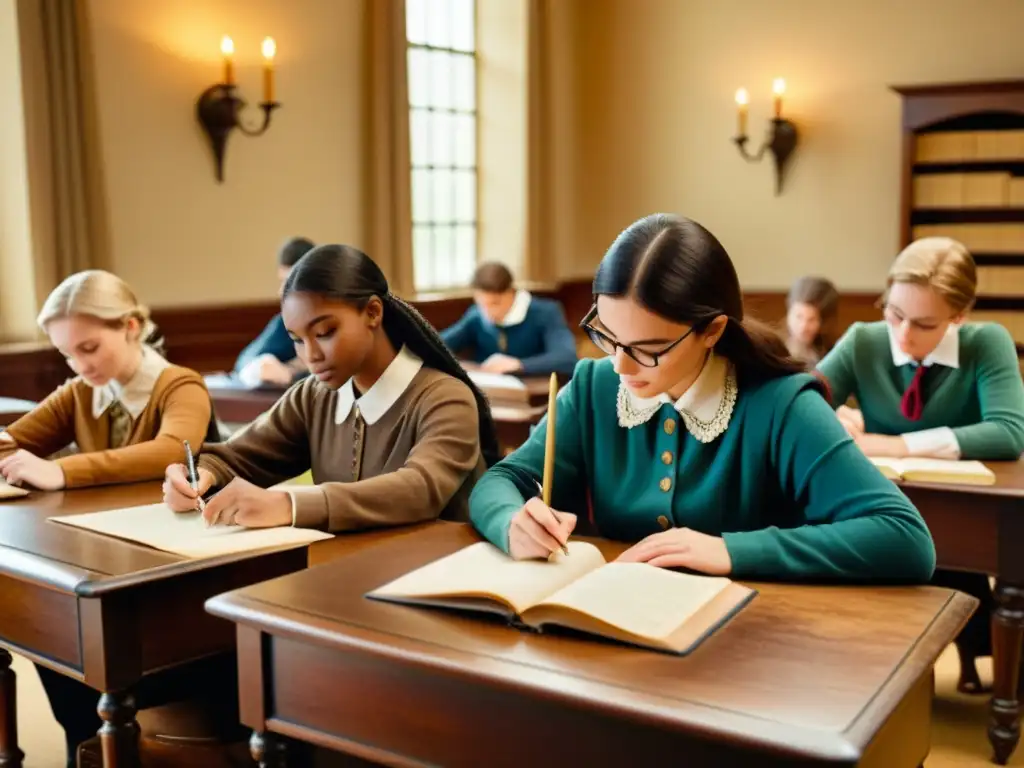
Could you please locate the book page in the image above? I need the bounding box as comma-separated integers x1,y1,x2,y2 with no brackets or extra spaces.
49,503,332,558
868,457,904,479
898,458,995,485
0,479,29,499
531,562,730,641
369,540,606,615
467,371,528,392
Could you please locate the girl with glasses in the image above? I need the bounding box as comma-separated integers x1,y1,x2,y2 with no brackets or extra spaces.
816,236,1024,694
469,214,935,587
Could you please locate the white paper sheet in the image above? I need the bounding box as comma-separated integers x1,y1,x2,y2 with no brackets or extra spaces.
467,371,528,391
49,502,332,558
0,479,29,499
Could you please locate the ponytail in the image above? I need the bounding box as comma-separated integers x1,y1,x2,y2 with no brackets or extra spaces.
717,315,819,385
382,294,501,467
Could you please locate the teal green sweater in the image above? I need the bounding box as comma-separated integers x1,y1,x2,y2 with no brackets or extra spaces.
817,321,1024,460
469,358,936,582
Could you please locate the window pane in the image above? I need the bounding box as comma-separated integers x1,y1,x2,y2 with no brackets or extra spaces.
430,111,453,167
452,54,475,111
454,170,475,223
432,169,454,222
412,169,433,224
413,225,434,290
406,0,428,45
453,113,475,168
429,51,453,109
433,225,455,287
410,109,430,167
450,0,475,52
425,0,453,48
408,49,431,108
455,225,476,278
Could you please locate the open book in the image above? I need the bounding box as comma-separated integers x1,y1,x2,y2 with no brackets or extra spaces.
49,502,332,558
0,478,29,499
367,541,755,655
870,457,996,486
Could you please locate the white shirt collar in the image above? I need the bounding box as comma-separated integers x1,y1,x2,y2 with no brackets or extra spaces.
616,353,738,443
888,323,960,369
498,290,532,327
334,345,424,425
92,346,171,419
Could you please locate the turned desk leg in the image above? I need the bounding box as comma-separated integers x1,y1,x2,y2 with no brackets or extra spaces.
97,691,139,768
990,581,1024,765
0,650,23,768
250,731,289,768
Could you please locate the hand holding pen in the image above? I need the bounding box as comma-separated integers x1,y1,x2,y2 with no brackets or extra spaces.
163,444,214,515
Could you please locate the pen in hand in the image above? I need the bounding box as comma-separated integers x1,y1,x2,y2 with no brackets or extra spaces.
183,440,206,516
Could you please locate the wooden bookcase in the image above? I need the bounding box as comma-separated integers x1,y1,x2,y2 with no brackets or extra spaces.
892,80,1024,361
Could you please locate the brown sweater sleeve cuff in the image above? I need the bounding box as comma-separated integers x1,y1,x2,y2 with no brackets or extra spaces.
198,454,235,488
289,487,329,530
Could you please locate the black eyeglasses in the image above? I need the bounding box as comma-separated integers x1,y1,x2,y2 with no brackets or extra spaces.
579,305,705,368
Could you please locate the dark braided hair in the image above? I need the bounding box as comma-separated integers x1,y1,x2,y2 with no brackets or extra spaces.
282,244,501,467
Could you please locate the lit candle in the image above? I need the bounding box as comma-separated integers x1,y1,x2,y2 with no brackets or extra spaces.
735,88,749,137
772,78,786,119
261,37,276,103
220,35,235,86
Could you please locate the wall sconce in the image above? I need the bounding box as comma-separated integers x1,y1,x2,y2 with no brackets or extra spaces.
732,78,799,195
196,35,281,183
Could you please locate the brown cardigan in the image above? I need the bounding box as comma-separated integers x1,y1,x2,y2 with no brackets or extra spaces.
0,368,212,488
199,367,485,532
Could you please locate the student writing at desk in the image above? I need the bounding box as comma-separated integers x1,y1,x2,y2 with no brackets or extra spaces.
165,244,500,531
234,236,317,387
440,261,578,375
0,269,217,766
816,236,1024,693
470,214,936,584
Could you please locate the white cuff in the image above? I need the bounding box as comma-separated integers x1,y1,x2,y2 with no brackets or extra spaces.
901,427,961,460
286,490,297,527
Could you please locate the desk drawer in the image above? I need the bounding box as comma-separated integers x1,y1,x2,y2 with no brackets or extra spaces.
0,575,80,668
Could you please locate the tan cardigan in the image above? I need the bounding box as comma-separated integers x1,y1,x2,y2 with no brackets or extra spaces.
0,367,212,488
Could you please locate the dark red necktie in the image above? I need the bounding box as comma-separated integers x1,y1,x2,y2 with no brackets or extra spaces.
900,365,928,421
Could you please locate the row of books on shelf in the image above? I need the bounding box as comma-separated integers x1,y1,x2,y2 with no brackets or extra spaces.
913,172,1024,209
913,223,1024,253
970,310,1024,344
915,130,1024,164
976,266,1024,298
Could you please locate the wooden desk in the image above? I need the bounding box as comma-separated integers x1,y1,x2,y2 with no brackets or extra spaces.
208,523,974,768
897,460,1024,764
0,483,318,768
207,383,284,424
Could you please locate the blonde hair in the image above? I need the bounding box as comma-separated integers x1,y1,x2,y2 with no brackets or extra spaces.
886,237,977,314
37,270,160,349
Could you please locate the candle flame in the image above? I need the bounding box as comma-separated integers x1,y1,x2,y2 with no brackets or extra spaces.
735,88,749,106
262,37,276,60
772,78,786,96
220,35,234,56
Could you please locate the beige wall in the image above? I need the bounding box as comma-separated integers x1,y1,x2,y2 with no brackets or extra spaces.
84,0,367,307
569,0,1024,289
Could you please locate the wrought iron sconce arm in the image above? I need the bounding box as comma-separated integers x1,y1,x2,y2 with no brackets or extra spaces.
196,84,281,182
733,117,799,195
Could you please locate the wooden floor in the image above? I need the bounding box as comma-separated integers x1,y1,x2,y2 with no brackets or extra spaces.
8,645,1011,766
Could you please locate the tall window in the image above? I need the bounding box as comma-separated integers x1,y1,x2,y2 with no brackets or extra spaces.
406,0,477,291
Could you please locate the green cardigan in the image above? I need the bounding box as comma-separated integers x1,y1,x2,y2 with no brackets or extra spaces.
469,358,935,582
817,321,1024,460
